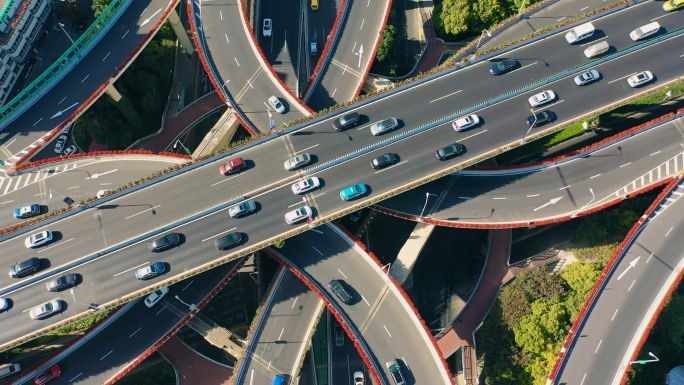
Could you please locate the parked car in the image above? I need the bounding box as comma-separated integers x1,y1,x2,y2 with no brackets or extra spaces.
525,110,553,127
268,95,286,114
215,232,243,250
328,279,352,303
135,262,166,280
369,118,398,136
284,153,311,170
25,230,53,248
353,371,365,385
334,325,344,346
627,71,653,87
489,58,517,75
452,114,480,131
53,134,68,154
14,204,40,219
370,153,398,169
528,90,556,107
573,70,600,86
46,274,78,292
332,112,360,131
435,143,465,160
148,233,181,252
62,145,77,156
386,360,406,385
285,205,312,224
8,257,40,278
291,177,321,194
228,200,257,218
339,183,367,201
219,157,246,175
262,18,272,37
144,287,169,307
310,37,318,55
29,300,62,320
33,365,60,384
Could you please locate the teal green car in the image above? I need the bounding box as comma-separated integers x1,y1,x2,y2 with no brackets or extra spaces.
340,183,367,201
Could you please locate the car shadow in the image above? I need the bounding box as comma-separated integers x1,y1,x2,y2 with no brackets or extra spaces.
2,298,13,312
38,259,51,271
308,154,319,166
49,231,64,243
176,233,187,247
253,201,263,214
342,283,364,306
243,159,256,170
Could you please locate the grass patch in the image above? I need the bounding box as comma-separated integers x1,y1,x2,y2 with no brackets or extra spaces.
46,308,114,336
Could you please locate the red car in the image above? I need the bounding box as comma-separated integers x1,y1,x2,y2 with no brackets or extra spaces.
34,365,60,384
219,157,246,175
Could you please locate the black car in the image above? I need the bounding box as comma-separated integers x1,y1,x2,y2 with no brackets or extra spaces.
8,257,40,278
46,274,79,292
489,58,517,75
328,279,352,304
332,112,360,131
526,110,553,127
370,153,398,169
148,233,181,252
435,143,465,160
215,232,243,250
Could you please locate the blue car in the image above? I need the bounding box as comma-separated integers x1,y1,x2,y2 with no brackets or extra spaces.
14,204,40,219
134,262,166,280
340,183,367,201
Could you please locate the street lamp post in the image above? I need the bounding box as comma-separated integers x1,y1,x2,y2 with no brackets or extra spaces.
571,188,595,218
175,295,196,311
57,23,75,45
173,140,191,154
521,108,536,144
71,288,99,311
473,29,492,56
419,193,437,219
518,0,527,16
50,188,74,206
630,352,659,365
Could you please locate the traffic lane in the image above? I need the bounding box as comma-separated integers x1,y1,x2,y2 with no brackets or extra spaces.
331,327,366,384
3,0,167,153
260,0,302,93
199,0,307,130
43,261,239,385
248,272,319,382
556,190,684,384
362,291,443,385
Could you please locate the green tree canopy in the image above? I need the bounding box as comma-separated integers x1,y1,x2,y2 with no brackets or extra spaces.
434,0,473,35
92,0,114,17
498,266,567,328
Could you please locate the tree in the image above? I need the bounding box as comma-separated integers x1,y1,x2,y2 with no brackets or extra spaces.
514,300,568,355
471,0,507,31
435,0,473,35
498,266,567,328
92,0,114,17
376,25,397,63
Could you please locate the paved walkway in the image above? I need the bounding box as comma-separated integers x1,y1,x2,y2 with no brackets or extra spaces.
413,11,449,75
158,335,233,385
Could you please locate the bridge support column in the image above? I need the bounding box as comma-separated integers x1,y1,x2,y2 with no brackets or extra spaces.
168,9,195,55
105,84,122,102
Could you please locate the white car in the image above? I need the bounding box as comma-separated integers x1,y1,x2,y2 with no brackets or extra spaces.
62,145,77,156
29,299,62,320
285,205,312,224
268,95,285,114
284,153,311,171
573,70,600,86
353,371,364,385
627,71,653,88
262,18,272,37
528,90,556,107
144,287,169,307
451,114,480,131
25,230,53,248
0,297,8,311
291,177,321,194
54,134,68,154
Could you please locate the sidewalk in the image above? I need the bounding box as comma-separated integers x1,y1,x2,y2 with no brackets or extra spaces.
413,11,449,75
157,335,233,385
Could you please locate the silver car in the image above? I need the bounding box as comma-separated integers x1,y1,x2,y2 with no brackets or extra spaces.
369,117,398,136
573,70,600,86
228,200,257,218
29,299,62,320
291,177,321,194
25,230,53,248
284,153,311,171
285,205,312,224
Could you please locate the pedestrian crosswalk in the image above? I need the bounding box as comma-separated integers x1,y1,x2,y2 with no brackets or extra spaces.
0,163,81,198
612,151,684,199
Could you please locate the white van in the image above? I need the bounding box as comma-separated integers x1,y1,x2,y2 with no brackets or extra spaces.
629,21,660,41
0,363,21,378
584,41,609,58
565,22,595,44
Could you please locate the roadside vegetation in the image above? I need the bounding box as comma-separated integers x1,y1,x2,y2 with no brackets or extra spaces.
118,360,176,385
372,7,399,76
477,192,659,384
74,15,175,150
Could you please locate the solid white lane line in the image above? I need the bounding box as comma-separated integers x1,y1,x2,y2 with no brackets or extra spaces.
580,6,588,11
360,19,364,29
201,227,237,242
37,238,75,253
646,253,653,263
608,73,636,84
580,373,587,385
156,304,167,315
0,200,13,204
628,280,636,291
234,58,240,66
459,197,471,200
493,197,506,200
460,130,488,142
383,325,392,337
429,90,462,103
81,75,89,83
590,174,601,179
102,52,111,61
67,186,79,189
278,328,285,340
557,17,566,22
338,269,348,279
211,174,242,187
595,340,602,353
312,246,323,255
182,280,194,291
292,297,298,308
665,227,673,237
559,185,571,190
130,327,142,337
125,205,161,219
649,151,661,156
296,144,319,154
113,262,150,277
100,350,113,360
509,62,537,74
651,13,673,21
69,373,83,382
611,308,618,321
362,295,370,306
527,194,539,197
375,161,407,174
619,162,631,167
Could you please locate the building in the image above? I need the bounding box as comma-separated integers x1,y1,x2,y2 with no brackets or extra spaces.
0,0,51,105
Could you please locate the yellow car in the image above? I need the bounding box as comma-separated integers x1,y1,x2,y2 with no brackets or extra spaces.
663,0,684,12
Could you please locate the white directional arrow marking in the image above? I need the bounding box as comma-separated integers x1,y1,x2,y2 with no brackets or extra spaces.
356,44,364,68
617,256,640,280
86,169,118,179
533,197,562,211
141,9,162,26
51,103,79,119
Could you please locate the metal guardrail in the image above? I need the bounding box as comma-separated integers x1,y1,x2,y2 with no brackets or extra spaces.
0,0,133,129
